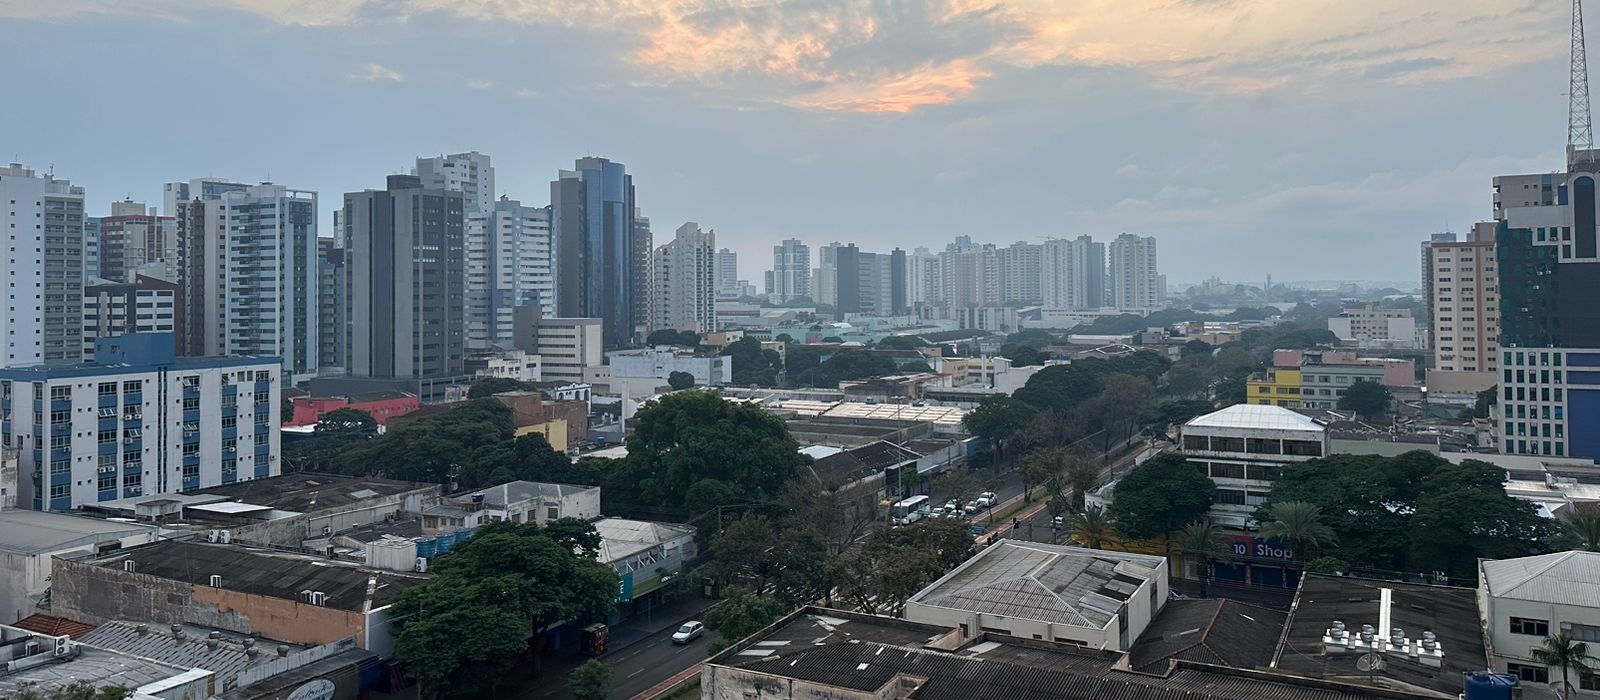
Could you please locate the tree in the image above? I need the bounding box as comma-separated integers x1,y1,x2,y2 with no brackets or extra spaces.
1560,508,1600,552
1013,365,1103,413
647,329,700,346
668,370,695,390
1002,344,1046,367
1018,447,1064,503
1069,505,1115,549
932,469,976,506
1108,454,1214,542
315,407,378,437
961,396,1037,459
333,399,516,487
1161,362,1209,398
1257,501,1338,560
467,377,533,398
1090,374,1157,451
568,659,614,700
709,515,781,595
1061,454,1100,514
1470,386,1498,419
12,683,130,700
392,519,618,697
624,391,809,512
721,337,782,386
1531,633,1593,698
283,407,381,473
1408,460,1560,581
830,519,973,615
1303,556,1350,575
1179,521,1229,593
899,361,933,373
876,335,927,349
704,587,787,644
1337,380,1392,417
1180,339,1213,359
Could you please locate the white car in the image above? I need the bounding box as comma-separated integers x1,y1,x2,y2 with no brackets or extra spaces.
963,500,981,514
943,499,959,512
672,621,705,644
977,492,998,508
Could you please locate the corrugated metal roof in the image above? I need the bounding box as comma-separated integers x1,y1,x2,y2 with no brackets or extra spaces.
1185,404,1325,433
910,542,1162,629
1482,550,1600,607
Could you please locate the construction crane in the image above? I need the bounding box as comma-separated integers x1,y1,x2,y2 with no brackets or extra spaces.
1571,0,1595,166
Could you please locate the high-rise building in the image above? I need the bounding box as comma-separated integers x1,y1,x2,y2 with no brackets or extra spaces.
1040,236,1104,311
92,201,177,283
823,244,903,316
714,248,739,298
511,309,602,384
164,178,250,358
1081,235,1107,308
342,175,466,384
82,274,179,359
997,242,1042,304
216,184,319,383
551,157,641,348
0,163,85,367
466,198,552,349
1421,231,1459,341
1428,223,1498,380
813,243,840,306
766,238,811,303
633,210,653,338
941,242,1001,308
415,151,495,215
905,246,934,306
317,237,346,371
652,223,717,332
0,333,281,510
1109,233,1160,311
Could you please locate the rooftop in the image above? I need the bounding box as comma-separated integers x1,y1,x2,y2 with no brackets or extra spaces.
1185,404,1326,433
1480,550,1600,607
472,480,600,507
1273,574,1489,697
594,518,695,564
79,620,309,687
0,510,155,554
810,441,922,485
87,540,426,613
711,608,1435,700
908,541,1164,629
1127,598,1287,673
181,472,436,513
0,642,191,697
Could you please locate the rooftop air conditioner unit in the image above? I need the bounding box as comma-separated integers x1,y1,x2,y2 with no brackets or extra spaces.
219,530,232,544
415,557,429,573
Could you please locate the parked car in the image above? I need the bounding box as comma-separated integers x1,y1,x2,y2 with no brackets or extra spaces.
976,492,998,508
1052,515,1064,528
943,499,959,512
963,500,981,514
672,621,705,644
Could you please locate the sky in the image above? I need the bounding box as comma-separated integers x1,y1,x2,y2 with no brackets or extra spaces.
0,0,1581,287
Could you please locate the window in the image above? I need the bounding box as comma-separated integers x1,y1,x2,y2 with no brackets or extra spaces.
1246,438,1282,455
1215,489,1246,505
97,470,115,493
1210,436,1245,453
1183,435,1208,451
182,462,199,479
182,443,199,457
221,395,237,409
1209,462,1245,479
1284,440,1323,457
221,459,237,478
50,385,70,401
1510,617,1549,636
1250,464,1284,482
1583,671,1600,692
122,473,141,489
49,483,69,500
182,398,199,411
221,416,237,430
97,382,116,396
50,459,68,475
1507,662,1549,684
98,429,115,444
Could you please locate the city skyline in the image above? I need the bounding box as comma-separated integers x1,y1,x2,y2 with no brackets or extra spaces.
0,1,1576,285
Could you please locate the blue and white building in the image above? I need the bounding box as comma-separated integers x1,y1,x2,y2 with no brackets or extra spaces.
0,333,281,511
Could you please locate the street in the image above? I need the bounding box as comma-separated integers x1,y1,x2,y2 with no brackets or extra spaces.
505,608,719,700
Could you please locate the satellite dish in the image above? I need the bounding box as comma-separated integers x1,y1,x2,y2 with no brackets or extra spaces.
1356,653,1386,672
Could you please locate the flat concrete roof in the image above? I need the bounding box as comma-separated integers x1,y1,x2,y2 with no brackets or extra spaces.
0,510,155,555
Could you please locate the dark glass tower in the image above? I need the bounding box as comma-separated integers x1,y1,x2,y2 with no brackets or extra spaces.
552,157,638,348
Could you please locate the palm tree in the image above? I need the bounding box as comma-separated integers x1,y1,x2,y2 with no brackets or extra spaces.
1559,508,1600,552
1179,521,1231,596
1258,501,1337,559
1070,505,1115,550
1531,632,1593,698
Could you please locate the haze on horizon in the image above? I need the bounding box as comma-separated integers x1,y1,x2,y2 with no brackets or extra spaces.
0,0,1576,285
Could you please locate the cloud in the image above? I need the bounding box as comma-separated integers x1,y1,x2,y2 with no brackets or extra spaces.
466,79,494,90
515,87,540,98
350,62,404,81
1114,163,1141,179
6,0,1570,111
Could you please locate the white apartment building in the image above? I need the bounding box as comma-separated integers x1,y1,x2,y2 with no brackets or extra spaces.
1109,233,1160,311
216,184,319,383
1328,302,1421,350
652,222,717,332
1479,551,1600,693
82,276,178,359
0,333,281,511
415,151,495,216
996,242,1042,304
1041,236,1104,310
0,163,86,367
813,242,840,305
1428,221,1500,387
465,348,542,383
715,248,739,298
1179,405,1328,529
466,198,552,349
513,312,603,384
767,238,811,303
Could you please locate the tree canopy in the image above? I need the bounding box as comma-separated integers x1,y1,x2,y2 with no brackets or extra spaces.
704,587,787,645
12,682,130,700
647,329,701,346
962,395,1037,457
467,377,536,399
720,337,783,386
668,370,695,390
621,391,810,513
331,399,515,487
1107,454,1215,541
1338,380,1392,417
830,518,973,615
392,519,618,698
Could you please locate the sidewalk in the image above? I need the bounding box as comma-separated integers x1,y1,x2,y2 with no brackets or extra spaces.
606,595,720,654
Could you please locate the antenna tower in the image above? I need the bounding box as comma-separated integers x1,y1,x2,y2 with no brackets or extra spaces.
1571,0,1594,154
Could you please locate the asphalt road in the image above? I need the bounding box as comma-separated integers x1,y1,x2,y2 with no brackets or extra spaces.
509,623,720,700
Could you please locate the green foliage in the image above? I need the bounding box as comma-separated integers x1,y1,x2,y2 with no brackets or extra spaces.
668,371,696,391
932,469,976,505
1337,380,1392,417
647,329,701,346
821,336,845,343
333,399,516,487
283,407,380,473
1002,345,1046,367
1179,521,1230,579
1560,508,1600,551
622,391,809,513
720,337,783,386
899,361,933,373
704,587,788,645
830,518,974,615
1303,556,1350,576
1258,501,1338,558
1143,399,1215,436
1069,505,1115,549
876,335,928,349
316,407,379,437
1530,633,1594,695
1180,339,1213,358
1012,352,1170,413
12,682,131,700
1264,451,1559,579
393,519,618,698
568,659,614,700
961,396,1037,457
1108,454,1214,542
1161,362,1209,398
467,377,535,399
1471,386,1498,419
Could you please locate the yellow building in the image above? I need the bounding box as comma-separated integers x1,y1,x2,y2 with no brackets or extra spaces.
1246,368,1302,407
516,419,569,452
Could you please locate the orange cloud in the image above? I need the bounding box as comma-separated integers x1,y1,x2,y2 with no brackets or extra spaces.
787,60,990,113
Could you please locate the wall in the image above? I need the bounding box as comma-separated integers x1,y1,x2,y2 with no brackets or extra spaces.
229,486,440,548
701,664,882,700
1484,593,1600,687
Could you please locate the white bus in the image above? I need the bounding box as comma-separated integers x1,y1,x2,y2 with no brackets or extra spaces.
890,495,931,526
